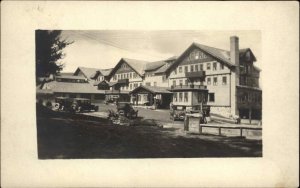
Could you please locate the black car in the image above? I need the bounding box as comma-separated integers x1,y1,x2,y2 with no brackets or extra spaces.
71,98,99,113
170,105,186,121
53,97,73,111
116,102,138,119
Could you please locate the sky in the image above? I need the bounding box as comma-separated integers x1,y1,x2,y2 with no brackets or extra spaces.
60,30,261,73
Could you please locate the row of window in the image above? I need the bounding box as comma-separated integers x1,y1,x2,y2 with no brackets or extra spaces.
145,82,157,87
120,82,142,90
172,92,208,103
112,72,138,81
171,76,228,86
56,78,87,83
96,76,104,82
189,51,208,61
239,92,262,103
173,62,225,75
240,76,259,87
173,92,189,102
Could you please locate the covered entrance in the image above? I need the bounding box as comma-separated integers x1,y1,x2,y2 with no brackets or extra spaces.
130,85,172,109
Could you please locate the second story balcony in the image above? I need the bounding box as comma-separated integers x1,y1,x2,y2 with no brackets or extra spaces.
117,79,129,85
185,71,205,79
170,84,207,91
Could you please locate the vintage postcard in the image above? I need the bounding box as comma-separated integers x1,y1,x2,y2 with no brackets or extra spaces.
1,1,299,187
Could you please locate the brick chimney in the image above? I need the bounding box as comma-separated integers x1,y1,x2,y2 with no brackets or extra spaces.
230,36,240,116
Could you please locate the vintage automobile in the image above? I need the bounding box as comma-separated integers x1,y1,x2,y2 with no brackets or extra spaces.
71,98,99,113
53,97,73,111
170,104,210,123
116,102,138,119
170,105,186,121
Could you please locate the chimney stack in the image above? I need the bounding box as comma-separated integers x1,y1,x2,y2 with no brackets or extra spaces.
230,36,240,116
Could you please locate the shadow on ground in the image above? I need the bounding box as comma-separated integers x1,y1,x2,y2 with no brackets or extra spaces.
36,104,262,159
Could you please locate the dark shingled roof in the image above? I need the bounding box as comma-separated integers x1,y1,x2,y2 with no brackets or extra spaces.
144,61,166,71
40,80,104,94
122,58,149,75
165,42,257,75
74,67,101,79
130,85,172,94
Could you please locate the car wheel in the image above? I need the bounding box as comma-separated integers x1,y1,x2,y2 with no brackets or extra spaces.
54,103,60,111
76,107,81,113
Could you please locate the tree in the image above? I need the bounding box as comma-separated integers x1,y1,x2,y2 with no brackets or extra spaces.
35,30,73,78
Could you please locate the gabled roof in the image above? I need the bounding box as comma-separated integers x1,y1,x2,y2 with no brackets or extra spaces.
239,48,257,62
165,42,257,76
144,61,166,71
74,67,100,79
108,58,149,79
40,80,104,94
165,56,178,62
122,58,149,75
57,72,74,76
129,85,172,94
56,75,86,80
100,68,113,76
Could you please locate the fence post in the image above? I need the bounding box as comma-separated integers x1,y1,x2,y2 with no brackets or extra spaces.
218,127,221,136
240,128,243,137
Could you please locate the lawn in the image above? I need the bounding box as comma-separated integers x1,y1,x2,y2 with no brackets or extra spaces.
37,104,262,159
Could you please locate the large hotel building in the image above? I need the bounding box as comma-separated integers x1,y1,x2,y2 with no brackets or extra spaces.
37,36,262,119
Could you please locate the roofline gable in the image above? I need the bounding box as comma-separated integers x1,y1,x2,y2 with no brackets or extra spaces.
107,58,144,80
165,43,234,76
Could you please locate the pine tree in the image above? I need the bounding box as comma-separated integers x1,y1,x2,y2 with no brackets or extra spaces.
35,30,73,78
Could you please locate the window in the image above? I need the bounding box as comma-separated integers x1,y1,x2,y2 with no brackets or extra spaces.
190,65,194,72
200,64,203,71
208,93,215,102
130,83,132,89
179,67,182,73
184,66,188,73
207,77,211,85
213,77,218,85
113,75,116,80
195,64,199,71
95,94,105,100
222,76,227,85
173,92,178,102
140,83,142,86
184,92,188,102
133,73,137,78
179,92,183,102
146,82,151,86
207,63,211,70
174,68,177,75
153,82,157,86
179,80,183,86
213,62,217,70
220,64,224,70
185,80,188,85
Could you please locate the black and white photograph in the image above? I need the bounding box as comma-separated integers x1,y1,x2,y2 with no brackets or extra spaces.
36,30,263,159
1,2,298,188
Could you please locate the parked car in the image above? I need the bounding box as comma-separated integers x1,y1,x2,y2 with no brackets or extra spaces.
105,98,115,105
71,98,99,113
170,105,186,121
170,105,210,123
116,102,138,119
53,97,73,111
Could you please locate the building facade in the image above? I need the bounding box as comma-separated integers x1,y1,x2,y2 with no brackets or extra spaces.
37,36,262,119
164,36,262,119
